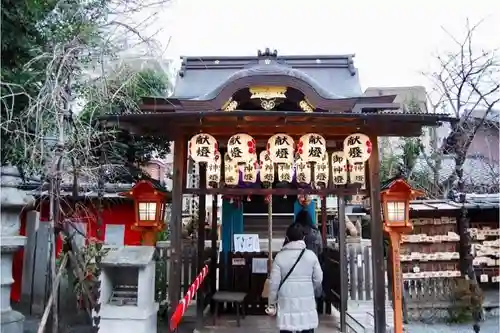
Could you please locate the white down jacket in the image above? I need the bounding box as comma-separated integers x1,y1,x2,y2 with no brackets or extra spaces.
268,240,323,331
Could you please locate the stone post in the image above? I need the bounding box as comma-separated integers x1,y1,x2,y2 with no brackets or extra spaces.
1,166,29,333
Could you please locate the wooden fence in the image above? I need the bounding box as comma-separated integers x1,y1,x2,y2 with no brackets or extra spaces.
344,239,462,321
155,241,212,310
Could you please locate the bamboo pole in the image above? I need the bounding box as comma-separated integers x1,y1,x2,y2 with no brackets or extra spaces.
37,254,68,333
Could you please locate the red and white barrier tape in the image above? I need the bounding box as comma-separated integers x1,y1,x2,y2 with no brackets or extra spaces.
170,264,209,331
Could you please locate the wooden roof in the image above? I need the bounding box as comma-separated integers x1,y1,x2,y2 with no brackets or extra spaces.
101,50,455,139
102,109,453,141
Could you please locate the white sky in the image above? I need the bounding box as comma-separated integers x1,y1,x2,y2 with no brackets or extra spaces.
153,0,499,90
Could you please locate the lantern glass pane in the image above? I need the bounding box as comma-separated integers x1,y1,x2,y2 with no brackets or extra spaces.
387,201,406,222
139,202,157,221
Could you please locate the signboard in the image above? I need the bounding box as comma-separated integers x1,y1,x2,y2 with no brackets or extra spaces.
232,258,246,266
252,258,268,274
233,234,261,252
104,224,124,247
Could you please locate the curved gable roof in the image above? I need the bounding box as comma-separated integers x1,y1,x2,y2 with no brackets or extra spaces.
172,52,363,102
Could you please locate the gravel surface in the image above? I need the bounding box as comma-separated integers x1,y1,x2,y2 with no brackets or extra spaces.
406,317,499,333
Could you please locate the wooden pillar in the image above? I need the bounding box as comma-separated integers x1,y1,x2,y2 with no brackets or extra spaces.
321,196,327,244
338,196,347,333
387,231,403,333
168,138,187,316
209,195,218,313
196,165,207,328
368,136,386,333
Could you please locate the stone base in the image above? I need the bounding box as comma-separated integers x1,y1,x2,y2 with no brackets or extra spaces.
1,309,25,333
98,304,158,333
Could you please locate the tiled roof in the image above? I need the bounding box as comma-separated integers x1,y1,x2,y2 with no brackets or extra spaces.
414,155,499,189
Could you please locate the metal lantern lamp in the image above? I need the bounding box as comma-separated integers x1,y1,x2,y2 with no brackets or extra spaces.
379,176,424,333
121,179,171,246
380,177,424,231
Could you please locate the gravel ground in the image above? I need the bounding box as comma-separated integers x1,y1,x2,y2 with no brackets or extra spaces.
22,314,499,333
406,317,499,333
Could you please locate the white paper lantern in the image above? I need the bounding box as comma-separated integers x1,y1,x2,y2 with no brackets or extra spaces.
349,161,365,184
267,134,294,164
259,151,274,183
314,153,329,186
331,151,348,185
343,133,372,163
189,133,218,163
227,133,256,164
206,151,221,187
223,152,239,186
277,163,293,183
297,133,326,163
242,159,258,183
295,155,311,184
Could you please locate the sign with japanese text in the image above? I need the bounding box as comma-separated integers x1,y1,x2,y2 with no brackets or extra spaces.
343,133,372,163
331,151,348,185
233,234,261,252
189,133,218,163
227,133,256,164
297,133,326,163
267,133,294,164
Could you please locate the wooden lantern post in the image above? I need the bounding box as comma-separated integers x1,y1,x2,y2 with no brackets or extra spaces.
121,180,170,246
380,177,424,333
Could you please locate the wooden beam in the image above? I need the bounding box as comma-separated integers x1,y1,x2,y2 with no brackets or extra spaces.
168,137,187,315
368,134,386,333
184,186,365,196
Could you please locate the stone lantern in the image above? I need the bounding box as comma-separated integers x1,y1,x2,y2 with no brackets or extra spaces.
1,167,29,333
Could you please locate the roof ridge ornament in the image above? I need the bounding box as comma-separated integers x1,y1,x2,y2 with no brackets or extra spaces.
257,48,278,58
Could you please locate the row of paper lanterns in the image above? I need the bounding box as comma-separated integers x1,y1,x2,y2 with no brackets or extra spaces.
189,132,372,187
189,132,372,164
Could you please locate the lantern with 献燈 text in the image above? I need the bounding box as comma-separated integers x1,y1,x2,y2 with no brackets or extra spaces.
227,133,256,164
267,133,294,164
296,133,326,163
343,133,372,163
120,179,171,246
189,133,218,163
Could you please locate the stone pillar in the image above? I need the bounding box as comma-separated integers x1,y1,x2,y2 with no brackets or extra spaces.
1,166,28,333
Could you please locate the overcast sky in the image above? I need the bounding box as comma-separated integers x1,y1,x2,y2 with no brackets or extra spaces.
152,0,499,90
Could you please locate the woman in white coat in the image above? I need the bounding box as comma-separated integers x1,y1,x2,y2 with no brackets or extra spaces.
268,223,323,333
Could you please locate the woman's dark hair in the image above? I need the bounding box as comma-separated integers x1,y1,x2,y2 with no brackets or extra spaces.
294,209,313,227
286,223,305,242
